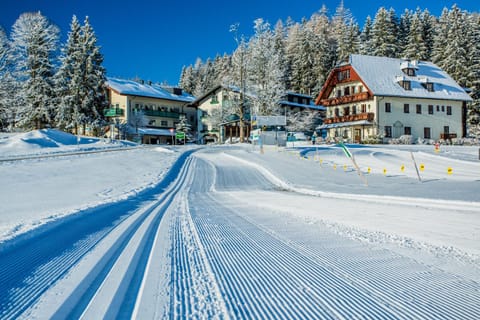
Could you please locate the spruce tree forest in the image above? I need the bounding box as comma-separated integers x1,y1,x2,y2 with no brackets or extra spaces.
0,3,479,137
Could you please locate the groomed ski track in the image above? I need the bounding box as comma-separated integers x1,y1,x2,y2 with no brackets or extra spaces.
0,148,478,319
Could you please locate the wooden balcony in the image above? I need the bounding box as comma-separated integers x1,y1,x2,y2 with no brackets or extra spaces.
440,133,457,140
320,92,370,106
324,112,374,124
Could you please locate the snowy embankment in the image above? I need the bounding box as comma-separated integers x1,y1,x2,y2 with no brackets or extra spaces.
0,129,180,244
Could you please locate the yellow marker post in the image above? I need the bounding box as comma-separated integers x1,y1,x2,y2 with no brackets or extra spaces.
447,167,453,175
383,168,387,175
333,164,337,170
420,164,425,172
400,165,405,173
343,164,348,171
367,167,371,174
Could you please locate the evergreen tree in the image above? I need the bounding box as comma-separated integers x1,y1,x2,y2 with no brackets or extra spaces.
404,9,428,60
359,16,374,55
421,9,437,61
9,12,59,130
432,8,450,66
466,13,480,137
331,1,359,63
55,16,107,135
80,16,107,134
371,7,399,57
285,22,304,93
247,18,285,116
55,15,82,131
273,20,289,91
398,9,412,57
179,65,195,94
0,26,9,129
442,5,468,87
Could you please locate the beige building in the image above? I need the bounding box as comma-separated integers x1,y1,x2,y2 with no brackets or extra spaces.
316,54,472,143
192,85,250,144
105,77,196,144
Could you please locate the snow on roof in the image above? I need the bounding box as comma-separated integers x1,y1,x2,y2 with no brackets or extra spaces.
350,54,472,102
279,100,326,111
106,77,195,103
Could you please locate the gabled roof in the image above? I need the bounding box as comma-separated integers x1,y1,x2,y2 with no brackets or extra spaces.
348,54,472,102
106,77,195,103
190,84,242,106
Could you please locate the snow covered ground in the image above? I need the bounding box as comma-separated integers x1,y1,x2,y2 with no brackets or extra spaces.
0,130,479,319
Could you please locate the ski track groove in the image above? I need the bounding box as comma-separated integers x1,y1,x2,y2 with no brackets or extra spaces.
232,192,480,320
0,226,115,319
185,153,480,319
0,152,194,320
78,156,194,319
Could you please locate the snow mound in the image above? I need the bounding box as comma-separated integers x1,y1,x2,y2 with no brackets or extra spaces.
0,129,136,157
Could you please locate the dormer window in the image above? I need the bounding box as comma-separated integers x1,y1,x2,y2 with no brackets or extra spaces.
401,81,411,90
400,61,418,77
405,68,416,76
419,76,435,92
396,75,411,91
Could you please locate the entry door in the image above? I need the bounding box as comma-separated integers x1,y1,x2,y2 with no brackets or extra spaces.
354,129,361,143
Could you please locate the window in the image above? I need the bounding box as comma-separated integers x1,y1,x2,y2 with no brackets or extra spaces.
337,90,341,98
337,69,350,81
385,126,392,138
358,85,363,92
428,105,434,114
334,108,339,117
404,104,410,113
426,82,434,92
385,102,391,113
343,106,350,116
161,120,168,126
441,105,445,112
406,68,416,76
436,105,440,112
405,127,411,135
361,104,366,113
211,94,219,104
444,126,450,134
447,106,452,115
344,86,350,96
402,80,411,90
416,104,422,114
352,105,357,114
424,127,431,139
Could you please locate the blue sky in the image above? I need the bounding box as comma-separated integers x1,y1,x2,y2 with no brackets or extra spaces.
1,0,478,86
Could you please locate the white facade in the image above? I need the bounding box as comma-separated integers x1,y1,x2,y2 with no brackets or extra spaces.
316,55,472,143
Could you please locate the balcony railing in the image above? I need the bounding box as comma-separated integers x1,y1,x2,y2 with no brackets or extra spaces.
324,112,374,124
104,108,124,117
440,133,457,140
142,110,180,119
320,92,370,106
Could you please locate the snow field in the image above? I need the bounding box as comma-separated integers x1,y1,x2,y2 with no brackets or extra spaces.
1,131,479,319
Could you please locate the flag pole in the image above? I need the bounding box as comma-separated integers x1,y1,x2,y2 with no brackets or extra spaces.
339,143,368,186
